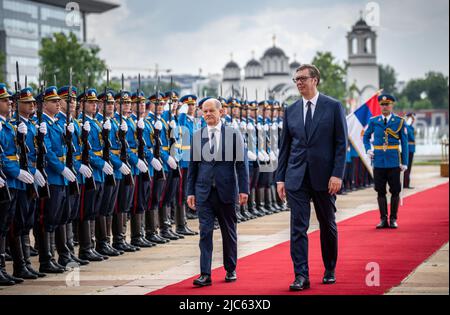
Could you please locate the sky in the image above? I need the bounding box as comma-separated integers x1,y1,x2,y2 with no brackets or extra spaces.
86,0,449,82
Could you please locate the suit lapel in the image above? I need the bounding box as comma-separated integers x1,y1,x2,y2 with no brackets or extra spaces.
308,94,326,140
293,99,307,143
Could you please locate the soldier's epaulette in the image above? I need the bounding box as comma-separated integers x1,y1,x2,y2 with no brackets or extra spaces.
369,116,379,121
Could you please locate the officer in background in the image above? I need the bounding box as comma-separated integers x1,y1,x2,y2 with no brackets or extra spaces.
364,94,408,229
404,112,416,189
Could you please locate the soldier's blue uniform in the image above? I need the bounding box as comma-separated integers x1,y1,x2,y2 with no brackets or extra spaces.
363,94,408,229
403,113,416,189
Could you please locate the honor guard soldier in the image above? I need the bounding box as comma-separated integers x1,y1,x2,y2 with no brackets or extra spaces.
112,90,144,252
36,86,77,273
9,87,47,280
56,86,90,266
364,94,408,229
268,101,283,212
94,90,126,257
176,95,199,235
0,84,37,285
403,112,416,189
246,100,265,218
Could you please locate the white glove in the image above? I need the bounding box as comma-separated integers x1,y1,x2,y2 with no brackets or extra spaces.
102,162,114,175
264,124,269,132
167,156,177,170
271,123,278,131
79,164,92,178
154,120,163,131
34,169,46,187
247,151,257,161
120,120,128,132
263,151,270,162
258,152,265,162
179,104,188,115
83,121,91,133
136,159,148,173
257,123,263,131
0,176,5,188
17,169,34,184
247,123,255,131
17,122,27,134
119,163,131,175
367,149,374,159
279,121,283,129
150,158,163,171
137,118,145,130
231,120,239,130
61,167,77,182
240,121,247,130
67,123,75,133
400,165,408,172
269,151,277,162
103,119,111,131
39,122,47,135
169,120,177,129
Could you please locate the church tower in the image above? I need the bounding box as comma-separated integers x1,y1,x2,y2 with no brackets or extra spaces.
346,14,380,108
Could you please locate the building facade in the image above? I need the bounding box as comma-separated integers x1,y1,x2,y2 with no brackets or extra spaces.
0,0,118,85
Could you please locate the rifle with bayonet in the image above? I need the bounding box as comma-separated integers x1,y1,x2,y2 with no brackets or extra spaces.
119,74,134,186
167,77,181,178
66,67,80,196
81,86,97,191
136,73,150,182
35,80,50,199
102,70,116,187
153,77,166,181
15,62,38,199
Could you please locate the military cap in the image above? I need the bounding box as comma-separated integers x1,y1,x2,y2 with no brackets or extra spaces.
131,91,146,103
17,87,36,102
378,93,397,105
114,91,132,102
58,86,77,99
43,86,61,101
198,97,212,107
148,92,165,103
0,83,12,99
164,90,179,101
98,90,115,103
180,95,198,105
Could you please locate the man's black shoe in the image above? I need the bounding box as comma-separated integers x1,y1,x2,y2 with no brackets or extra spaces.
322,270,336,284
376,218,389,229
389,219,398,229
193,274,212,287
289,275,310,291
225,271,237,282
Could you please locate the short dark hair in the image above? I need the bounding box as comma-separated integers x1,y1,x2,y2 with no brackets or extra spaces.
296,64,321,86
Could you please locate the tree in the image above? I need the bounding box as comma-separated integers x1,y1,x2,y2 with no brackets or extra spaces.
379,64,397,94
401,78,426,104
39,32,107,88
311,51,347,103
424,71,448,109
0,51,5,83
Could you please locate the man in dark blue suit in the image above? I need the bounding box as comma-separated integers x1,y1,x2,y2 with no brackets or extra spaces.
276,64,348,291
187,98,249,287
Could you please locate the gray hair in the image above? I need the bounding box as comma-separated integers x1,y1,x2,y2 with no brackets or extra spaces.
203,98,222,110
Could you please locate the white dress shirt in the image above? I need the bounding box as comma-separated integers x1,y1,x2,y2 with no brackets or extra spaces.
302,92,320,124
207,120,222,151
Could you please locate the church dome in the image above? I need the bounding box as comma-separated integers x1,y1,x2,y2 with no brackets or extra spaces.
263,46,287,59
290,60,301,69
246,59,262,67
224,60,240,69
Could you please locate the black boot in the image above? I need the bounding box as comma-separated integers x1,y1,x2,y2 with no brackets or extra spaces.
248,189,264,217
112,213,136,252
72,220,79,246
96,216,120,256
390,196,400,229
265,187,279,213
79,220,103,262
270,186,282,211
50,231,66,270
21,234,46,277
38,230,65,274
376,196,389,229
175,204,198,236
131,213,153,248
90,219,109,259
106,216,124,255
257,188,271,215
66,222,75,253
10,233,37,280
56,225,76,267
122,213,140,251
0,235,18,285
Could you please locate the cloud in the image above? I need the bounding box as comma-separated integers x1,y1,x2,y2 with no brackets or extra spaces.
86,0,449,81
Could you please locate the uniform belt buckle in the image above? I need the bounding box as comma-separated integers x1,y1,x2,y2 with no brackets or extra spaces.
383,143,388,152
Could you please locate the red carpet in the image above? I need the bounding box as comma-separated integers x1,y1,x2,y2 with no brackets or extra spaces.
150,183,449,295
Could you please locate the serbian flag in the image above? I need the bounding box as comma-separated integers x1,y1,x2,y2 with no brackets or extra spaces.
346,91,382,176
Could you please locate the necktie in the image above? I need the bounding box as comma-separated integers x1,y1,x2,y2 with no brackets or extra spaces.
384,118,388,126
305,101,313,140
210,128,217,155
